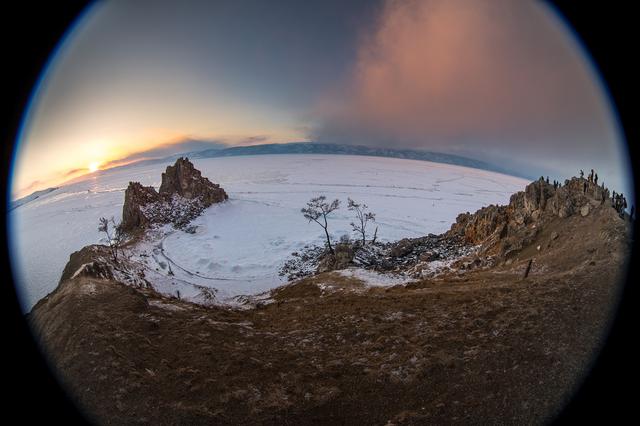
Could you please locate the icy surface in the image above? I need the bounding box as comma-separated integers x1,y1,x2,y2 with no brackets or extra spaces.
9,154,528,310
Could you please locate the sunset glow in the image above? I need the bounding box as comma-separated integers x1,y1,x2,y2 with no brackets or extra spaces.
10,0,631,200
88,162,101,173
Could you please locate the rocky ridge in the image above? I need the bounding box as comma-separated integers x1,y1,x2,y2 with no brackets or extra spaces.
281,175,621,280
446,176,610,259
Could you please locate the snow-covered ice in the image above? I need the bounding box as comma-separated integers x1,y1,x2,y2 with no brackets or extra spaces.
8,154,529,310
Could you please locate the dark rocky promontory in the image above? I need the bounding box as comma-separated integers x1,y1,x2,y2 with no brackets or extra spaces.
121,157,228,231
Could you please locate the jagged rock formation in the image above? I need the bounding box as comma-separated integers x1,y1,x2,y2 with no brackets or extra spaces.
121,182,161,230
447,176,611,259
121,158,227,231
159,157,228,205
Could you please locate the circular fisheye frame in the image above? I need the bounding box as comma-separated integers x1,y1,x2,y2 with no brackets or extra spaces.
6,1,634,424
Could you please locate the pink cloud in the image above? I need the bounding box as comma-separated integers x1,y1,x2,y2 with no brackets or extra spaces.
313,0,617,165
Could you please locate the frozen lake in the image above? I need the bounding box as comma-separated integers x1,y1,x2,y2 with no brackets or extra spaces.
9,154,529,310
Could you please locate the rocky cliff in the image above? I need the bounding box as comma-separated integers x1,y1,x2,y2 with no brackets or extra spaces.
121,157,227,231
446,176,612,259
121,182,161,230
159,157,228,204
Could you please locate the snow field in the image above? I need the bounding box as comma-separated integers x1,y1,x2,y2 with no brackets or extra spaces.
9,154,529,310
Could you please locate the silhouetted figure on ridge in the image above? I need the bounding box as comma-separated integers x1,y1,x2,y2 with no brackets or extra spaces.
580,169,584,178
594,173,598,185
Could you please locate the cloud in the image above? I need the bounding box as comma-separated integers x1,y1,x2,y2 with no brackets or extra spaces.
236,135,270,146
100,138,230,169
96,134,287,171
64,167,89,177
21,180,43,194
311,0,625,184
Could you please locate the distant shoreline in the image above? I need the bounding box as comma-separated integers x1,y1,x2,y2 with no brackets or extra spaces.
13,143,533,203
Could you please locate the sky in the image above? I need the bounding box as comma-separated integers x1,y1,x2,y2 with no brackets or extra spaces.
12,0,633,199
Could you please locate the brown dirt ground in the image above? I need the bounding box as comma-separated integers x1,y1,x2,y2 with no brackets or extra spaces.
28,202,631,425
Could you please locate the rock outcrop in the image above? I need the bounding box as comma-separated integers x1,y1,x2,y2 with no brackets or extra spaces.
159,157,228,205
121,158,228,231
446,176,612,259
121,182,161,231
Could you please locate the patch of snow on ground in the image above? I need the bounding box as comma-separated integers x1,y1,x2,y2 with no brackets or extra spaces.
338,268,412,287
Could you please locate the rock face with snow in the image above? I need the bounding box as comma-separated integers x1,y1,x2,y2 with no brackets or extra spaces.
159,157,228,204
121,182,161,231
446,176,610,258
121,157,227,231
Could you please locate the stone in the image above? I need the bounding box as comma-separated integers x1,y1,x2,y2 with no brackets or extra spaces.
316,243,354,272
389,239,415,258
419,251,438,262
550,231,559,240
580,204,590,217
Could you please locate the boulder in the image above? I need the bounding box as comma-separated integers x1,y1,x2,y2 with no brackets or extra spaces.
580,204,590,217
389,238,416,258
316,243,355,272
419,251,439,262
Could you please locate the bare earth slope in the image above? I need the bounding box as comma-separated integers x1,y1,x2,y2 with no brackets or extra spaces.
28,181,630,425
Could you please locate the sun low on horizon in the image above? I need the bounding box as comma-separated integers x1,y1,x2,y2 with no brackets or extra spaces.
88,161,101,173
10,0,633,201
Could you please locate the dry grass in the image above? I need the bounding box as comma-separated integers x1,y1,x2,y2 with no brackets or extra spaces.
29,202,630,425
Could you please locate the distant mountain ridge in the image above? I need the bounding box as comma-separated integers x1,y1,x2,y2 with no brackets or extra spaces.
188,142,531,180
9,187,58,210
13,142,532,204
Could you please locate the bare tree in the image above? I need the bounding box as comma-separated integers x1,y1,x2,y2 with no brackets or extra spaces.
347,198,376,246
98,216,125,262
301,196,340,254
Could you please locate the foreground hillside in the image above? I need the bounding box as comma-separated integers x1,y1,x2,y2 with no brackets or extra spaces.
28,173,631,425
